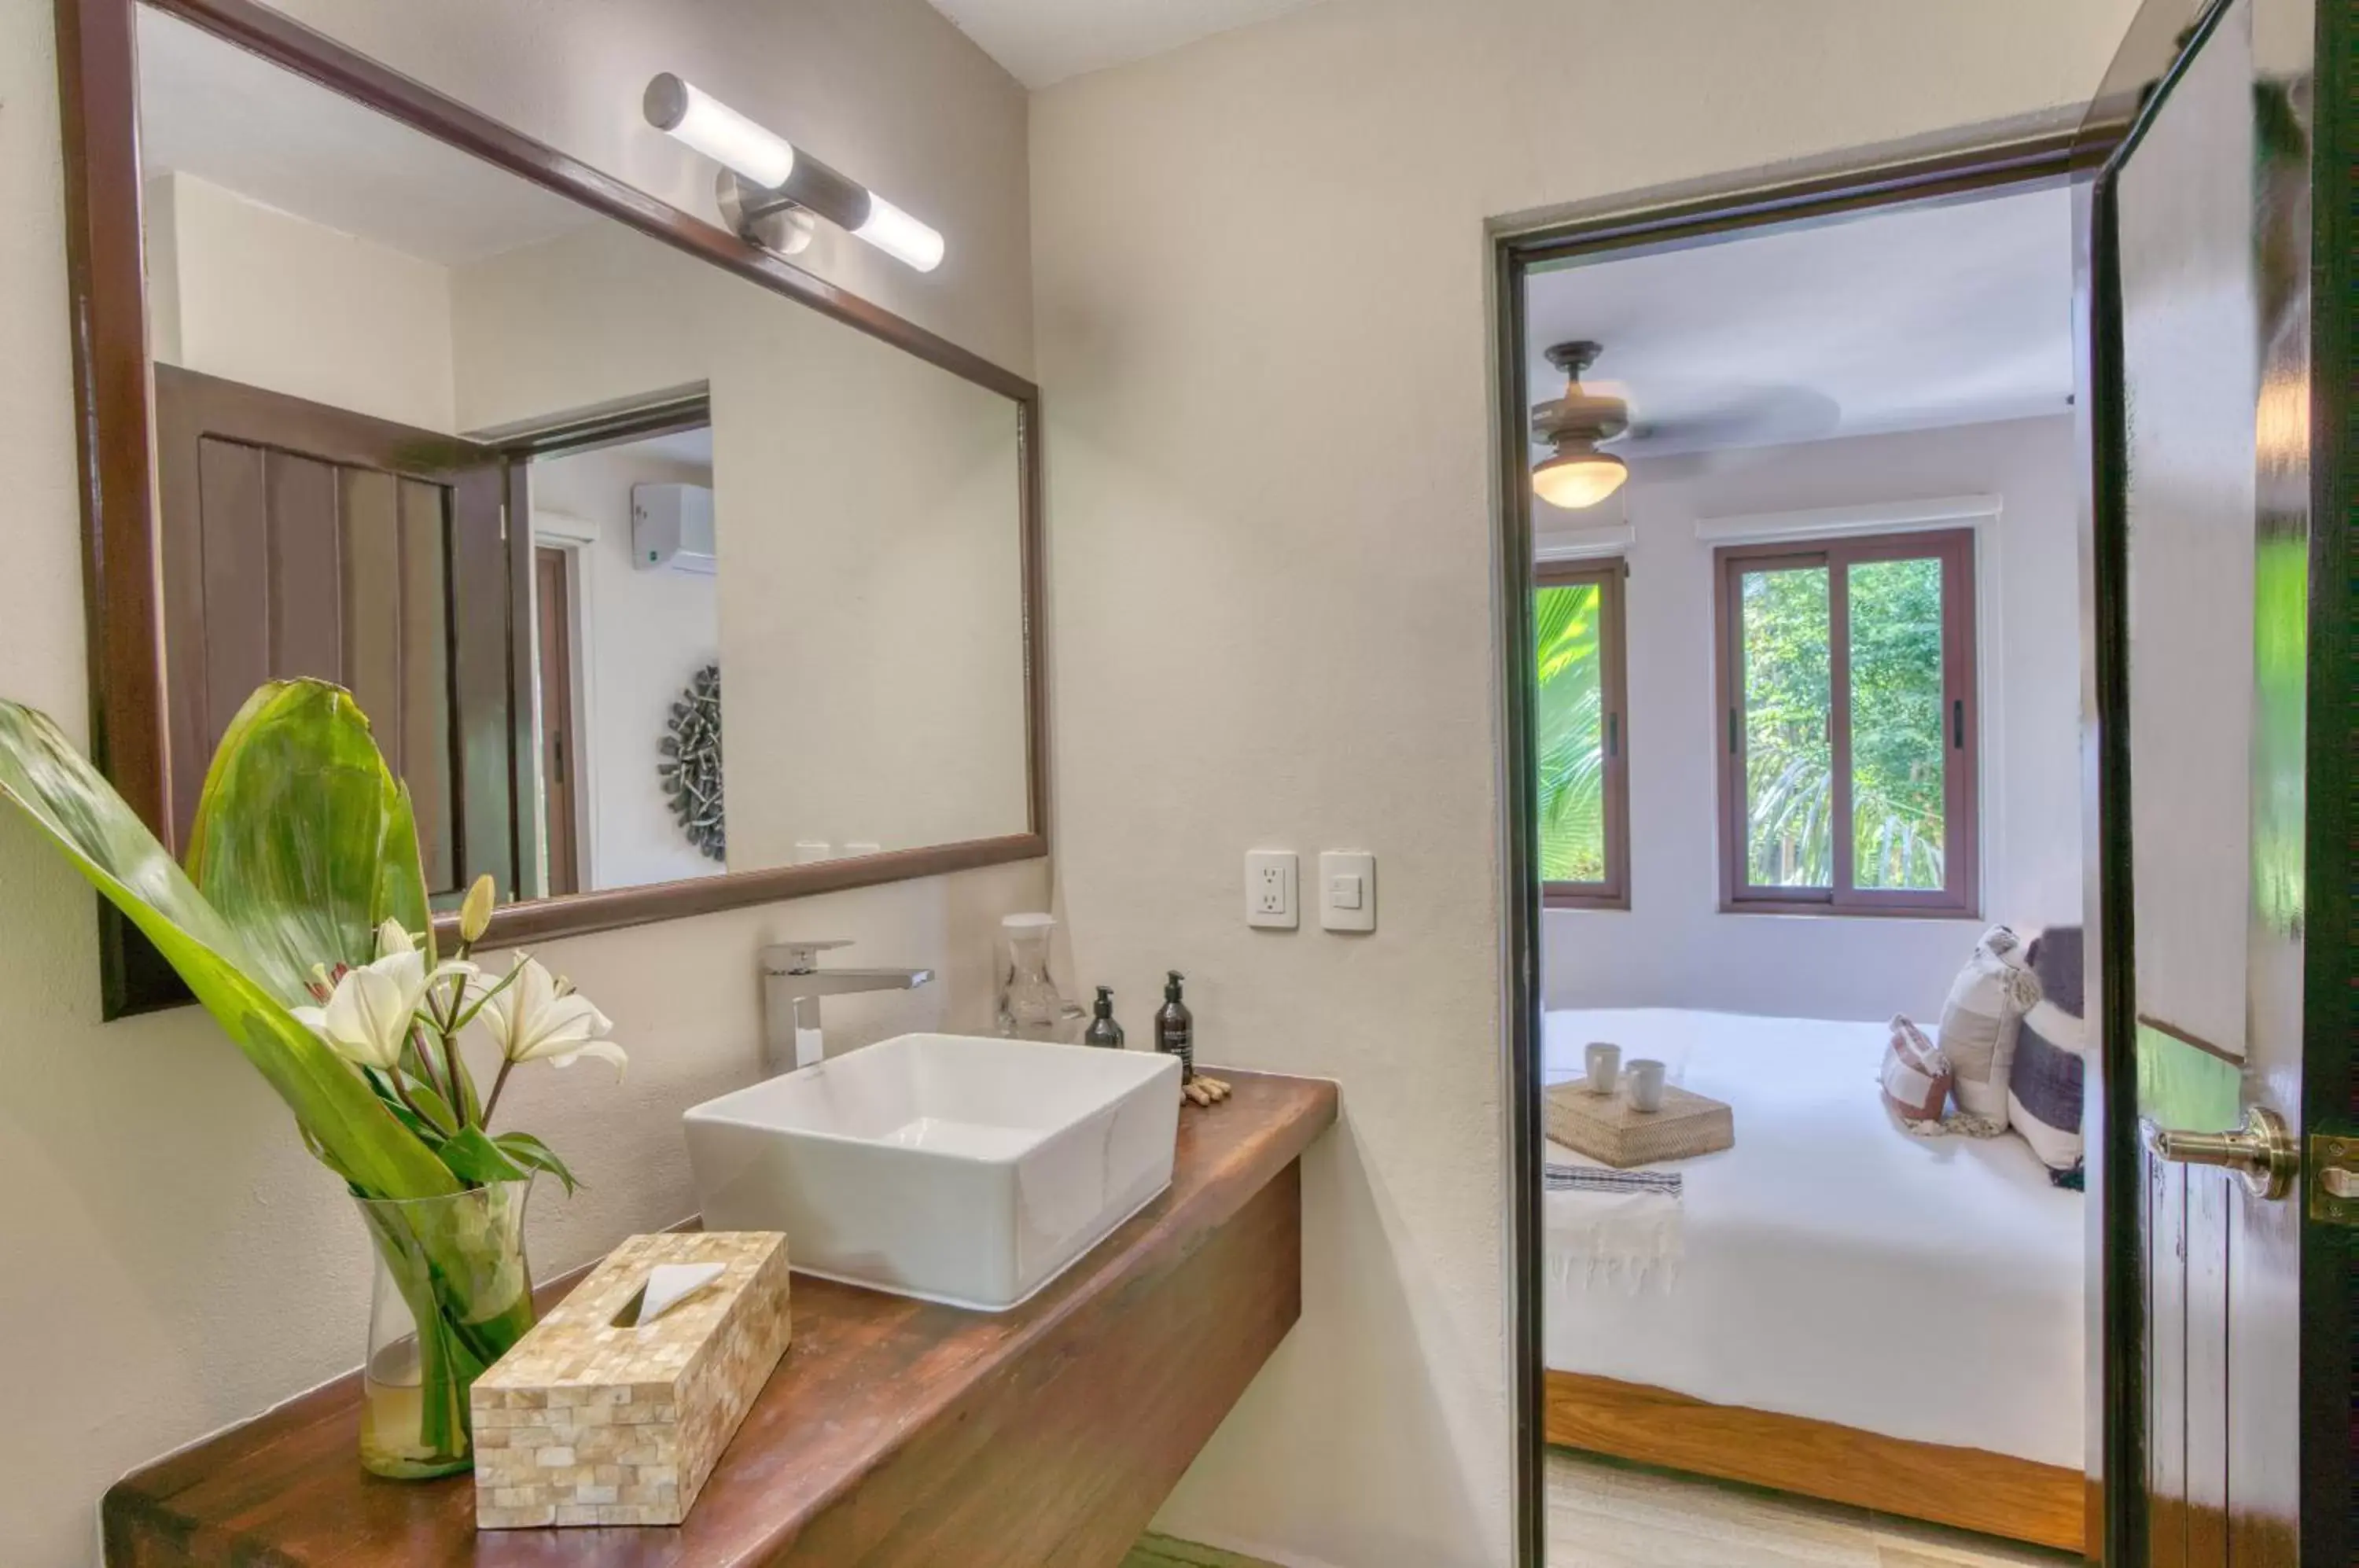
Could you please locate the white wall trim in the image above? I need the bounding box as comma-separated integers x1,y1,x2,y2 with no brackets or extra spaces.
533,508,602,547
1694,492,2002,544
1534,522,1636,561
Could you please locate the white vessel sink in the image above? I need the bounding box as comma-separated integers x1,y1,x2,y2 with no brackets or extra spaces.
683,1033,1182,1312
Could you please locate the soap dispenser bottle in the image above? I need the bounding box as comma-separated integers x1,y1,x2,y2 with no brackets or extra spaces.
1154,971,1194,1081
1084,986,1125,1049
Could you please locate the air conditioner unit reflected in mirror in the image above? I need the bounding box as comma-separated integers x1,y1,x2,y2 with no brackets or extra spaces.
631,483,717,575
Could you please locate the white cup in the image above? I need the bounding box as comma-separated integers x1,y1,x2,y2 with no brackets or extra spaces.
1584,1042,1621,1095
1625,1058,1668,1113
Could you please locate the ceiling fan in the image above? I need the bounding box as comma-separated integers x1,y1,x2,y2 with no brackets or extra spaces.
1529,340,1628,510
1529,340,1846,509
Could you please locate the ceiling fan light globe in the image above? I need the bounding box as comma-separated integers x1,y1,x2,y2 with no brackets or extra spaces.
1532,450,1628,510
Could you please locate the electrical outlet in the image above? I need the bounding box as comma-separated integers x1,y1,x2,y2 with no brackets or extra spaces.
1319,850,1376,933
1246,850,1298,929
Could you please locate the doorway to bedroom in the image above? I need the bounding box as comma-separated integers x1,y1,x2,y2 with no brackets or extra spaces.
1501,147,2094,1567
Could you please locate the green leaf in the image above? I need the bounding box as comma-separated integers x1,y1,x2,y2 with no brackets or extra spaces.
396,1069,460,1141
186,681,435,1007
0,699,458,1202
436,1126,530,1187
493,1131,582,1196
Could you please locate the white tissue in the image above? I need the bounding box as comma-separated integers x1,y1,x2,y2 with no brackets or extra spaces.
635,1261,726,1325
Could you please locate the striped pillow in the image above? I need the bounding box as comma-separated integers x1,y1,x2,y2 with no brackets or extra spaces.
1937,926,2043,1130
2009,927,2088,1175
1881,1014,1953,1128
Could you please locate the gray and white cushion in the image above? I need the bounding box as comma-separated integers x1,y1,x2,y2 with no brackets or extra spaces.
2009,926,2088,1175
1938,925,2043,1131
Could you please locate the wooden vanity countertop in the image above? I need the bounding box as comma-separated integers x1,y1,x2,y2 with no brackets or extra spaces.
101,1067,1338,1568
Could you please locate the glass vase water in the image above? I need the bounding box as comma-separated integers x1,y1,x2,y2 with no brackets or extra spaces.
351,1180,536,1478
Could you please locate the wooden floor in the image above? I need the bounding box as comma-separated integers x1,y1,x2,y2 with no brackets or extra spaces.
1548,1450,2081,1567
1121,1450,2079,1568
1124,1537,1272,1567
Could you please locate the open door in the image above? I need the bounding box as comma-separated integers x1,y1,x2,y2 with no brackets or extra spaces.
152,364,526,902
2089,0,2354,1560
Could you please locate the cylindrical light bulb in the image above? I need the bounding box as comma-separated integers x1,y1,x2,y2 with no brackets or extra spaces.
853,193,946,274
644,73,796,190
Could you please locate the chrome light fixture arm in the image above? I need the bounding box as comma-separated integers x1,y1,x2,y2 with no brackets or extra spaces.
644,73,945,273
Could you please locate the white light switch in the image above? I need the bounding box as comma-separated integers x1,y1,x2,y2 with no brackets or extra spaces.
1319,851,1376,933
1246,850,1298,929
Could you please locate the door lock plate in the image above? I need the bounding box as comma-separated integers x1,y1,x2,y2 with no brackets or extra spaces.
2309,1132,2359,1224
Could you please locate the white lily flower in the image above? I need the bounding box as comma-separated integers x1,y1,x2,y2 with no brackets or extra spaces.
293,948,429,1071
292,944,480,1073
477,956,627,1078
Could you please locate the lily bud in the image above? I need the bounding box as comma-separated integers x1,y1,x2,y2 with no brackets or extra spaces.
459,874,497,944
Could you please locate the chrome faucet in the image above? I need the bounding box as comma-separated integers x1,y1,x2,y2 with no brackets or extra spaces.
760,941,934,1074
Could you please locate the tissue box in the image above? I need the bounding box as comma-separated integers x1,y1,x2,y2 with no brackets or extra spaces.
472,1231,791,1528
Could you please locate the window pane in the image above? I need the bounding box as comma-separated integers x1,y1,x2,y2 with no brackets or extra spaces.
1848,555,1946,889
1740,565,1831,887
1535,580,1606,883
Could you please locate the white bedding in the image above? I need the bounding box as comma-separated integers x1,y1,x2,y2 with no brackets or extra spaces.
1544,1008,2085,1469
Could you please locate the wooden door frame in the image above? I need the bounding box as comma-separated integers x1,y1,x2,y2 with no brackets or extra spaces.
528,521,600,896
1489,121,2125,1568
531,543,583,899
2302,0,2357,1554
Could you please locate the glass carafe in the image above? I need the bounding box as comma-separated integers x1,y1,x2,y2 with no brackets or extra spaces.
995,912,1084,1041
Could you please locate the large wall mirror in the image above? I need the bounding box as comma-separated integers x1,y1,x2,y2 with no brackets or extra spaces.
57,0,1045,1013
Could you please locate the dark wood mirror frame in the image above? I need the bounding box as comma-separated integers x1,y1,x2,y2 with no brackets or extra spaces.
53,0,1050,1017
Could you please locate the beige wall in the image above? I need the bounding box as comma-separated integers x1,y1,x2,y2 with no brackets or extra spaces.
0,1,1033,1562
144,170,460,432
1028,3,2136,1563
450,222,1032,863
1544,415,2087,1026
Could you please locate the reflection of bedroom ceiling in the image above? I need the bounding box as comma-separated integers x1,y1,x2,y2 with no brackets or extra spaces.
926,0,1323,86
635,425,716,470
1525,183,2074,458
135,6,594,266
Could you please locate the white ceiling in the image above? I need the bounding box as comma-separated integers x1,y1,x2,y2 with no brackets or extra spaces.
926,0,1326,87
136,6,594,267
1525,182,2075,461
634,425,715,469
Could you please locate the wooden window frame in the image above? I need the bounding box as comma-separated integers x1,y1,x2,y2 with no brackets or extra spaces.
1712,527,1979,918
1535,558,1630,911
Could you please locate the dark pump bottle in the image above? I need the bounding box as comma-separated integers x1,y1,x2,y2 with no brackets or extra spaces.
1084,985,1125,1049
1154,971,1194,1081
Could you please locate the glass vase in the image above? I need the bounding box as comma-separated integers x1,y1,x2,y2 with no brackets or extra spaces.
351,1180,536,1479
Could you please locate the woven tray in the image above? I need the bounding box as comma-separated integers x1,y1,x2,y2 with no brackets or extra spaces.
1545,1078,1734,1169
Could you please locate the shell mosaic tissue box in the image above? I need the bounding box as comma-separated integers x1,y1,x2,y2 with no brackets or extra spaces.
472,1231,792,1529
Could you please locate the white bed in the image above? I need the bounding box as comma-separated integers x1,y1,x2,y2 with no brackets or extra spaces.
1543,1007,2085,1471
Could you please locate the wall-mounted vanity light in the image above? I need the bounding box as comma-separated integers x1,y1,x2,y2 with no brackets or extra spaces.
642,73,945,273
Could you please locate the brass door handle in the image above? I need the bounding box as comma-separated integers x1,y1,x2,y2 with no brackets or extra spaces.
2147,1106,2298,1200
